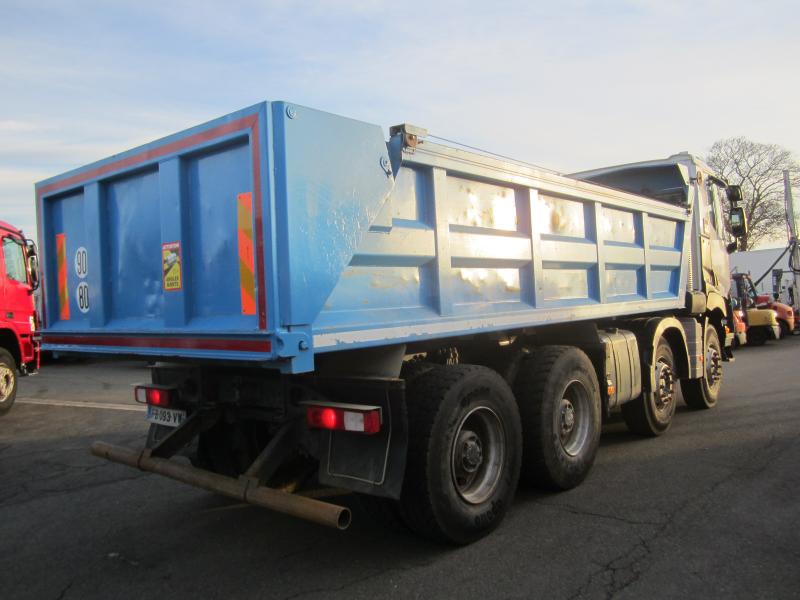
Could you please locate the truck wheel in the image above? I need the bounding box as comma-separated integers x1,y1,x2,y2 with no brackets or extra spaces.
747,327,767,346
622,338,676,436
513,346,601,490
400,364,522,544
0,349,18,416
681,326,722,410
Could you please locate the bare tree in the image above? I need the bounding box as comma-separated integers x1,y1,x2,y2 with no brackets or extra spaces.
706,137,800,250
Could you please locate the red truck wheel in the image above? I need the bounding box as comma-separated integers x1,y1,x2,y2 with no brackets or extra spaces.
0,349,18,415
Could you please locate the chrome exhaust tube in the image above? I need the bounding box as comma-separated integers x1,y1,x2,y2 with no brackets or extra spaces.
90,441,351,530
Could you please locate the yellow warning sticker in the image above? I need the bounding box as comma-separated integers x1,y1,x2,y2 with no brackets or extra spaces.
162,241,182,291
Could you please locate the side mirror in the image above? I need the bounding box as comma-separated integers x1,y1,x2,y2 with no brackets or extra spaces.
729,206,748,238
727,184,743,206
27,253,40,291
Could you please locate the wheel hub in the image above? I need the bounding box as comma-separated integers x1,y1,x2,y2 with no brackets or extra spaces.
459,432,484,473
706,347,722,385
655,361,674,410
450,406,505,505
0,366,13,401
560,399,576,435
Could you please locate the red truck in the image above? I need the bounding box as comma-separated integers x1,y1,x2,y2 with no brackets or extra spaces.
0,220,40,415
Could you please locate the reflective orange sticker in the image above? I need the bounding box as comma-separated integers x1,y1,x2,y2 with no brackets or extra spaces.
237,192,256,315
56,233,69,320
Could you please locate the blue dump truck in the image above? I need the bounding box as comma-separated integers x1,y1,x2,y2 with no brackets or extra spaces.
36,102,747,544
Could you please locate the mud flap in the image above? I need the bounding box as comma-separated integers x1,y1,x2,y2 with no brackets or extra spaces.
314,377,407,499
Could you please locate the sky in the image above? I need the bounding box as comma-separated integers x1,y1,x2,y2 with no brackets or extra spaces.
1,0,799,246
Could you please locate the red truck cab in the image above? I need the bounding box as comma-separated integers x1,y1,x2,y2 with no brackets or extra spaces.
0,220,40,415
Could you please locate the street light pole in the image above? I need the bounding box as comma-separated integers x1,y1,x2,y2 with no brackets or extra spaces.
784,170,800,311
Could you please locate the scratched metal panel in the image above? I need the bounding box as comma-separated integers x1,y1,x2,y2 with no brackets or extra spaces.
185,140,253,326
311,138,690,354
106,169,164,324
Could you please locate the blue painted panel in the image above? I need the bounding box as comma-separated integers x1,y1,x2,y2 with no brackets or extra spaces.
651,267,680,298
45,191,87,327
271,102,395,327
605,265,645,300
106,168,164,324
185,140,253,325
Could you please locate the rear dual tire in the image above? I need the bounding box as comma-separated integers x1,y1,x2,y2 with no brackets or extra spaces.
399,364,522,544
513,346,602,490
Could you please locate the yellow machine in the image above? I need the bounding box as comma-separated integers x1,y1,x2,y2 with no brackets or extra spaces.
745,308,781,346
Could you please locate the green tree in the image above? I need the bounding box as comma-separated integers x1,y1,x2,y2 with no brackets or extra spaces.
706,137,800,250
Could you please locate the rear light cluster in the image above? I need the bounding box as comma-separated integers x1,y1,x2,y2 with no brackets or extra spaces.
305,404,381,435
134,385,176,407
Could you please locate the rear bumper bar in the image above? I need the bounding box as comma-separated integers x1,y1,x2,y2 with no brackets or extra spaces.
90,441,351,530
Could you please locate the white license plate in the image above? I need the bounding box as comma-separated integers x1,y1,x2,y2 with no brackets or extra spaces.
146,405,186,428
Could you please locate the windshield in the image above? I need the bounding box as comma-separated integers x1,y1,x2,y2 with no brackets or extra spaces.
2,236,27,284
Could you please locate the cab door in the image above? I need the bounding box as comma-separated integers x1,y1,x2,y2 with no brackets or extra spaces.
698,178,730,295
1,235,33,332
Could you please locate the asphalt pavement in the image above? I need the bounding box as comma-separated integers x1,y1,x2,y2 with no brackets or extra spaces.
1,341,799,599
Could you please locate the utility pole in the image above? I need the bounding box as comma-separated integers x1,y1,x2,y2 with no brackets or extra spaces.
784,170,800,310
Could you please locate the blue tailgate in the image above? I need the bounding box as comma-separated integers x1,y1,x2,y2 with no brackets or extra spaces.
36,102,394,371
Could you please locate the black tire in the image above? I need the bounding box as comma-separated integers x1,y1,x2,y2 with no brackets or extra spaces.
0,349,18,416
622,338,676,436
400,364,522,545
747,327,767,346
681,326,722,410
400,357,435,383
779,320,790,339
513,346,601,490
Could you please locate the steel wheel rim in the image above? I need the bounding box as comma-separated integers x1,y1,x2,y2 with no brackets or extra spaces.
0,366,13,402
450,406,505,505
706,342,722,390
559,380,591,457
653,358,675,417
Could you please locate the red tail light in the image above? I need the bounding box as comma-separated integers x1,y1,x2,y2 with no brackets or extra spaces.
134,385,175,407
305,404,381,435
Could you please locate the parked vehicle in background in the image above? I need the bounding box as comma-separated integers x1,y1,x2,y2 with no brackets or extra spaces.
732,272,794,339
36,103,747,544
730,279,780,346
0,220,40,415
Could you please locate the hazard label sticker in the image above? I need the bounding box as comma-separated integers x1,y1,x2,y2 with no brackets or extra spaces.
162,241,183,291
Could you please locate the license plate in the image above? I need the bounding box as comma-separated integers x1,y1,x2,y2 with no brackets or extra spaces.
146,405,186,428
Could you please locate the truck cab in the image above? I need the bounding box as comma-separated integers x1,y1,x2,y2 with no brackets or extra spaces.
0,220,40,415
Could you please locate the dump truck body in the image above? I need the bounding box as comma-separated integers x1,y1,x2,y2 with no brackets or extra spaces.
38,102,689,371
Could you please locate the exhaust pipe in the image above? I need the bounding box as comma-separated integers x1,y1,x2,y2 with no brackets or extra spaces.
90,441,351,530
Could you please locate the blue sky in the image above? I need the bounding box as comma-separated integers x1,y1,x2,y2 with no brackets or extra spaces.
2,0,799,243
